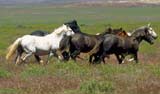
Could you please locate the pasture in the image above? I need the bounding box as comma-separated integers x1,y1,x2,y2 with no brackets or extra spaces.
0,5,160,94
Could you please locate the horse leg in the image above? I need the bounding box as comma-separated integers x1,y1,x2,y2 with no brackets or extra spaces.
115,54,123,64
46,52,53,64
101,55,105,64
89,54,94,64
15,45,24,65
93,55,100,63
34,55,43,64
120,54,125,64
62,51,70,61
20,53,32,65
15,53,22,65
133,52,138,63
70,50,80,61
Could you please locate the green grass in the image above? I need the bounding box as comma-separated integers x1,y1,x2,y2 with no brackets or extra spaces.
79,80,114,94
20,64,49,79
0,88,22,94
0,68,11,78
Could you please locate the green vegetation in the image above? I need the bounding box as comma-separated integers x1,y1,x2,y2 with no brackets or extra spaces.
0,68,11,78
0,88,22,94
0,5,160,94
79,80,114,94
20,65,49,79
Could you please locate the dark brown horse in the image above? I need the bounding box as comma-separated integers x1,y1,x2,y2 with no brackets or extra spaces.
94,24,157,64
58,27,128,63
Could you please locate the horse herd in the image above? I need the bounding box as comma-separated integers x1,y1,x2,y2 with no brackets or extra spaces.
6,20,158,65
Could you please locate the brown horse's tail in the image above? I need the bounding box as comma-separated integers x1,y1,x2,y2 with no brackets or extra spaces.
6,38,22,60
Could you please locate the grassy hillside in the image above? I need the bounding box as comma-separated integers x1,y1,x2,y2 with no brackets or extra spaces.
0,5,160,94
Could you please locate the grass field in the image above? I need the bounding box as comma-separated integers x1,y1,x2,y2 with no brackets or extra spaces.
0,5,160,94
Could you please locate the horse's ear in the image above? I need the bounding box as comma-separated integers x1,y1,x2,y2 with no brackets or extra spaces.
108,27,112,31
147,23,151,27
62,24,65,27
120,27,123,30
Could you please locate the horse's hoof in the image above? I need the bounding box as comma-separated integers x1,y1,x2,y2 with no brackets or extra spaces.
122,60,125,64
40,60,45,65
58,56,64,60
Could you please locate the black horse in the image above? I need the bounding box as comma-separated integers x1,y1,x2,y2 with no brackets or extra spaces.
30,30,49,36
58,27,127,63
15,20,81,64
95,24,157,64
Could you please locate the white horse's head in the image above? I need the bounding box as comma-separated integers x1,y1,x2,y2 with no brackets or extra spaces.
54,24,74,36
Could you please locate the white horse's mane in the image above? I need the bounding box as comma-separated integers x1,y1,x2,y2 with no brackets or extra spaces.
130,25,149,35
51,24,66,35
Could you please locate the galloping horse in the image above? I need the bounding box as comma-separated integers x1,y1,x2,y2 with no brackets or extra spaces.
58,27,126,63
6,24,74,65
95,24,157,64
29,20,81,63
30,30,49,36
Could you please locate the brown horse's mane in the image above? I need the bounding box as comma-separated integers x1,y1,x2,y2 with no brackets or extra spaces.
98,27,129,37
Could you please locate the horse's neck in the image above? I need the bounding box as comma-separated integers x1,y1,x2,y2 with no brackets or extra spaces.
131,30,144,44
52,27,63,34
45,30,64,42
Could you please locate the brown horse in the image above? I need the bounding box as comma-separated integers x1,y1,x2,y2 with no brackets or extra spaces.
94,24,157,64
58,27,128,63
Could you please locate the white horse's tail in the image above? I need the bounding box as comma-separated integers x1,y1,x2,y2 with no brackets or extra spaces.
6,38,22,60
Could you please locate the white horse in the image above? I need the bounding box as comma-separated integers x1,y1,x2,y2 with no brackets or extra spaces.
6,24,74,65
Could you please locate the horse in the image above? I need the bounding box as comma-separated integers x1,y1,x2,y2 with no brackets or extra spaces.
64,19,81,33
6,24,75,65
30,30,49,36
58,27,127,63
28,20,81,63
95,24,157,64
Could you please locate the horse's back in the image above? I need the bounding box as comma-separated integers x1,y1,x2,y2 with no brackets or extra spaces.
71,33,99,52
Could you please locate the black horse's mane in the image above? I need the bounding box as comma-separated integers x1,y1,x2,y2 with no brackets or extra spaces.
64,20,81,33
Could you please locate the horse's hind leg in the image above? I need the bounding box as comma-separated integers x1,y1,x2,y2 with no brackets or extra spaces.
15,54,22,65
115,54,124,64
21,53,32,64
101,55,105,64
133,52,138,63
89,54,94,64
15,45,23,65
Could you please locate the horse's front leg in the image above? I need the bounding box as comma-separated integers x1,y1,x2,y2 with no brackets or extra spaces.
56,50,64,60
62,51,70,61
70,50,80,61
46,52,53,64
